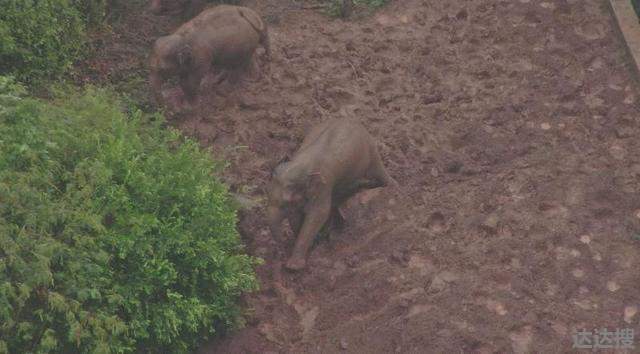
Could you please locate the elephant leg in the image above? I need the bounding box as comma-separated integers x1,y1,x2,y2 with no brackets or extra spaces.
179,71,203,104
330,205,346,230
369,150,396,188
244,56,262,82
329,188,353,230
286,194,331,271
149,71,166,106
287,209,304,238
202,69,229,94
237,55,261,81
327,180,368,230
225,63,246,85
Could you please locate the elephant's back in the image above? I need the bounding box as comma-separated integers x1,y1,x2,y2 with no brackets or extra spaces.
208,24,261,64
175,5,254,35
296,119,375,181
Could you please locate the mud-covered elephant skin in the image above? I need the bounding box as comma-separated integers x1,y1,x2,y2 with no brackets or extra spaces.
149,5,270,106
267,118,395,271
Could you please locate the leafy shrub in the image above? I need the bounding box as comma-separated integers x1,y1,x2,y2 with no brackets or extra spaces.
72,0,110,28
357,0,388,8
71,0,146,28
0,78,259,353
0,1,86,84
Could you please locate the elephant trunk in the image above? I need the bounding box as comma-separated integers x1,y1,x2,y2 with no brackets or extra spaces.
149,69,164,105
267,205,286,243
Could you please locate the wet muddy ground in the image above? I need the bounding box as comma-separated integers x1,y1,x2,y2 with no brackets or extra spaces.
85,0,640,352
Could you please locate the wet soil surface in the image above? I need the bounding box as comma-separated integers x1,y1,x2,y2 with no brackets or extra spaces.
84,0,640,352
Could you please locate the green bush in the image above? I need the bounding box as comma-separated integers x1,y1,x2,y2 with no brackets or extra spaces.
0,1,86,85
72,0,109,28
0,77,259,353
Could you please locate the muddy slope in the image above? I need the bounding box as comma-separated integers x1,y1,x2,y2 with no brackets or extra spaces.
86,0,640,352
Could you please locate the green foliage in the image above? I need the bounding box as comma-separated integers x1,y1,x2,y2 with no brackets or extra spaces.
72,0,149,28
356,0,388,8
0,77,259,353
0,1,86,85
72,0,109,28
0,76,27,116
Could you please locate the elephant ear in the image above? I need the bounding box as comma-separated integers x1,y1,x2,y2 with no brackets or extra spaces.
176,45,193,67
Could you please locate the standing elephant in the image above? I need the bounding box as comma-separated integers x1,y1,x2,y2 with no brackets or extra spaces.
149,5,270,107
267,118,395,271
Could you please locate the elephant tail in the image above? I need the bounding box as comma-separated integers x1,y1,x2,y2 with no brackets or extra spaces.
237,8,271,58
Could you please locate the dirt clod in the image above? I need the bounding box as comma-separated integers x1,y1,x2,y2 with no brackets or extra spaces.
340,338,349,350
624,306,638,324
427,275,446,294
422,93,443,105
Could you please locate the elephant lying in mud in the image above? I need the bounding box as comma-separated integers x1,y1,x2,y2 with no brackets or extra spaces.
149,5,270,107
267,119,395,271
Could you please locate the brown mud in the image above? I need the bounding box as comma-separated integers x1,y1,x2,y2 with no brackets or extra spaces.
82,0,640,352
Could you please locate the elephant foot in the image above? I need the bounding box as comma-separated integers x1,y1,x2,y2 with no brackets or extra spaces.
285,257,306,271
331,208,346,230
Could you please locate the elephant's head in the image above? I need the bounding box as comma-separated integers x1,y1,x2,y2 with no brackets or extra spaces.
266,163,307,241
149,34,194,104
267,162,326,242
148,0,191,15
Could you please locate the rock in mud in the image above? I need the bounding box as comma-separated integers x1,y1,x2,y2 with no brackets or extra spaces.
624,306,638,324
579,234,591,244
486,299,508,316
427,275,446,293
480,214,499,234
345,254,360,268
445,160,463,173
258,323,283,344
